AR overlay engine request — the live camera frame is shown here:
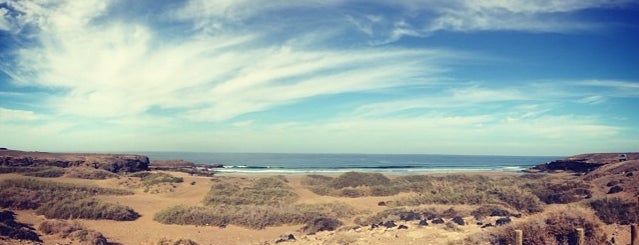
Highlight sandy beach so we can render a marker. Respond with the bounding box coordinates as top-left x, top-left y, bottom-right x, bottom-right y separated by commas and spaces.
2, 162, 637, 245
